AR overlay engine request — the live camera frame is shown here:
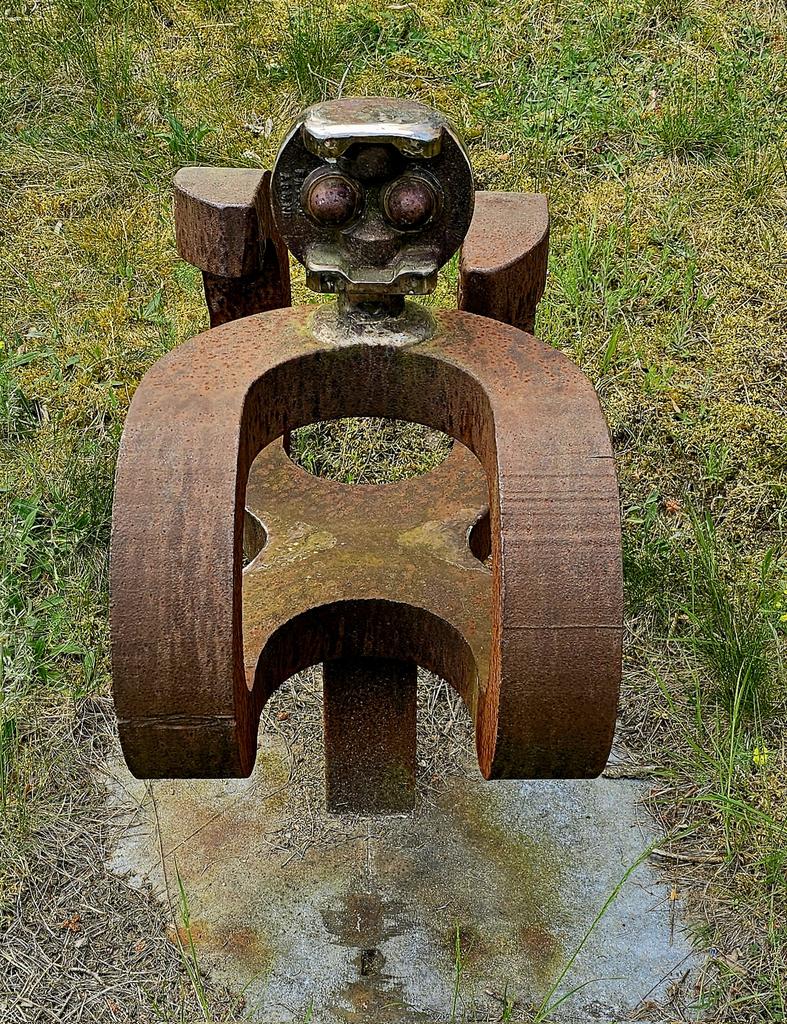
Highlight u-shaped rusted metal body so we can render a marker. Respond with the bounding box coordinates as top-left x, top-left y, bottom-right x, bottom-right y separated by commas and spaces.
111, 131, 623, 813
111, 300, 621, 784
